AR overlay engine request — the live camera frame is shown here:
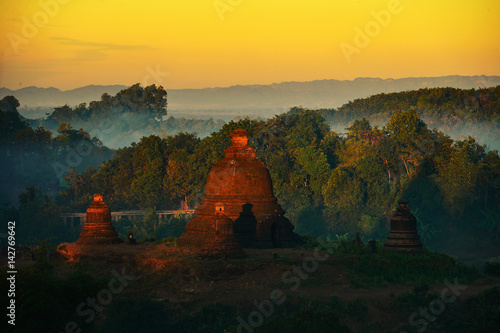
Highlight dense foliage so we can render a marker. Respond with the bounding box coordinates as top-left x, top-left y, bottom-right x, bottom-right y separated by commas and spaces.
0, 96, 113, 206
320, 86, 500, 150
56, 107, 500, 256
38, 83, 224, 148
2, 85, 500, 257
49, 83, 167, 121
112, 210, 189, 243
